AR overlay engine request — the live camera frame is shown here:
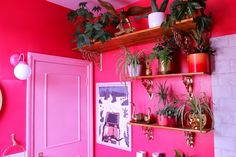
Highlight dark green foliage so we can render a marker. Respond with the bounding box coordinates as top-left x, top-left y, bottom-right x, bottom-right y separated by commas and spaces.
151, 0, 169, 12
149, 36, 179, 69
68, 2, 119, 48
162, 0, 215, 55
175, 150, 186, 157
